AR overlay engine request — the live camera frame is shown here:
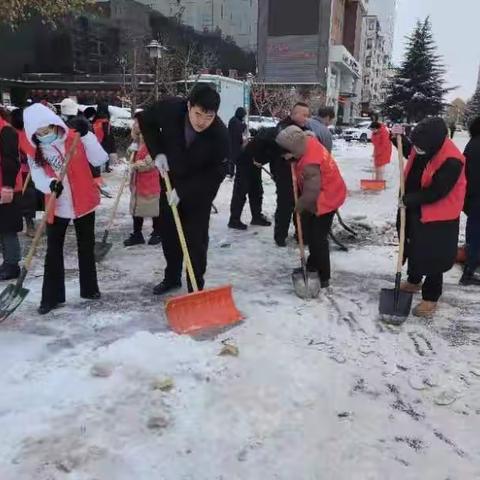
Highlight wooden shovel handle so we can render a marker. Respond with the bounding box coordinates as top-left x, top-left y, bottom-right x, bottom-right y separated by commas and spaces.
290, 164, 307, 267
162, 170, 198, 292
397, 134, 407, 275
22, 172, 31, 195
22, 134, 81, 273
